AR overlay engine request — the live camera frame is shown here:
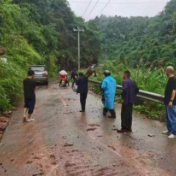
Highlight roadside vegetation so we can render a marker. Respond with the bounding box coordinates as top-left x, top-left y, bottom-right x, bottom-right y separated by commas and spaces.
0, 0, 100, 113
88, 0, 176, 67
87, 0, 176, 121
1, 0, 176, 121
91, 62, 166, 121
